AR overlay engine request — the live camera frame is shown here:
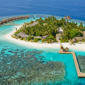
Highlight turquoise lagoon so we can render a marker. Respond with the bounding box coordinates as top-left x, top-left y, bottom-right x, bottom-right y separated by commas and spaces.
0, 14, 85, 85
